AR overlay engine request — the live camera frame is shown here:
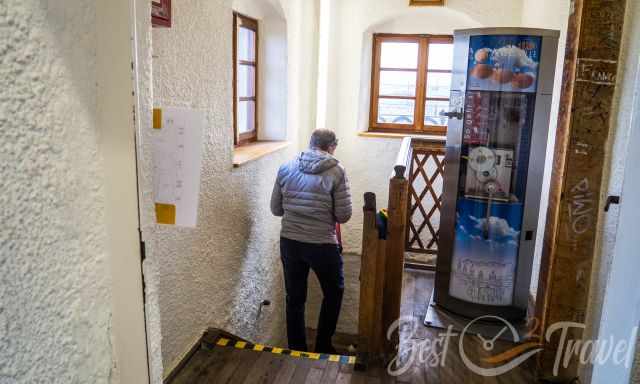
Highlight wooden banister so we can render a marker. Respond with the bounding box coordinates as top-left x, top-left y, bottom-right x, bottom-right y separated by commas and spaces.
382, 168, 410, 354
391, 137, 413, 179
358, 139, 411, 368
357, 193, 385, 367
